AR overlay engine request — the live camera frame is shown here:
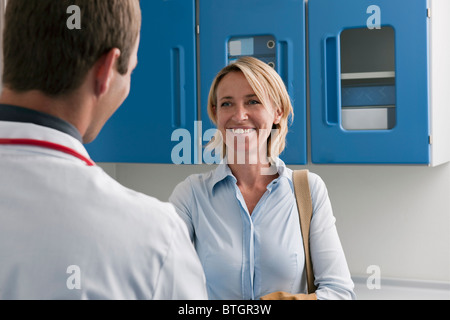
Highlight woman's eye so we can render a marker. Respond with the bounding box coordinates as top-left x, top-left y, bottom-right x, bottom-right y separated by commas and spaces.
221, 101, 232, 107
248, 99, 261, 105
